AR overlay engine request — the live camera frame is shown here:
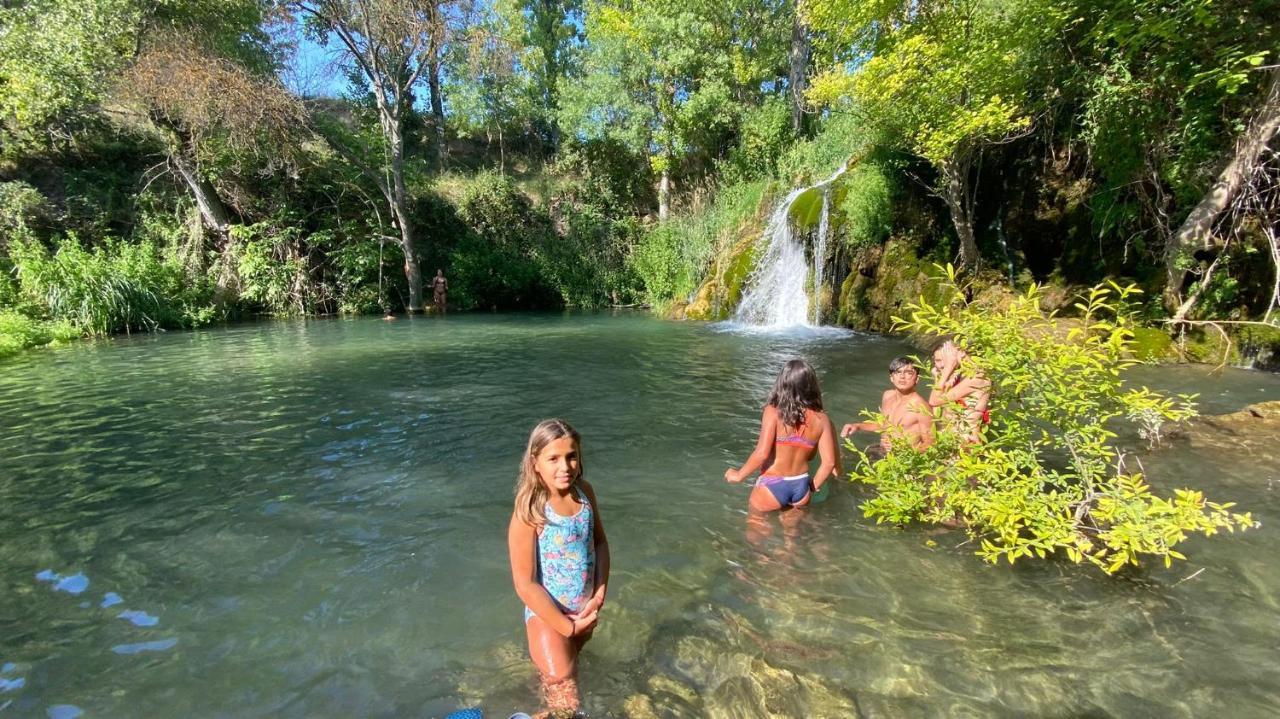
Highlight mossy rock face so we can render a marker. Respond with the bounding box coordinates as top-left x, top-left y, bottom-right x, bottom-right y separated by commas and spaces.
787, 180, 850, 234
722, 242, 757, 313
684, 224, 761, 321
1176, 327, 1241, 366
1238, 324, 1280, 371
788, 185, 824, 229
1131, 327, 1175, 361
683, 278, 720, 321
834, 237, 948, 332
